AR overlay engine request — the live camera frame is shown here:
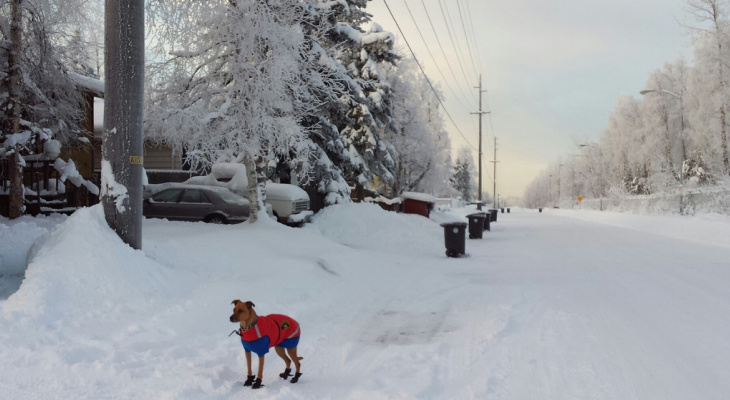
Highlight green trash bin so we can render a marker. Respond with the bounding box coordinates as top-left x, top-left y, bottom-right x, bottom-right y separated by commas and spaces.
440, 222, 467, 258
